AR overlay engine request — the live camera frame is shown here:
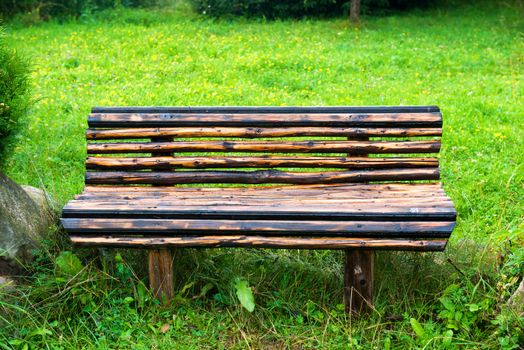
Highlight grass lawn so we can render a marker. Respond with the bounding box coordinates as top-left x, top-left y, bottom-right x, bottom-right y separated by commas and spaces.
1, 1, 523, 348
